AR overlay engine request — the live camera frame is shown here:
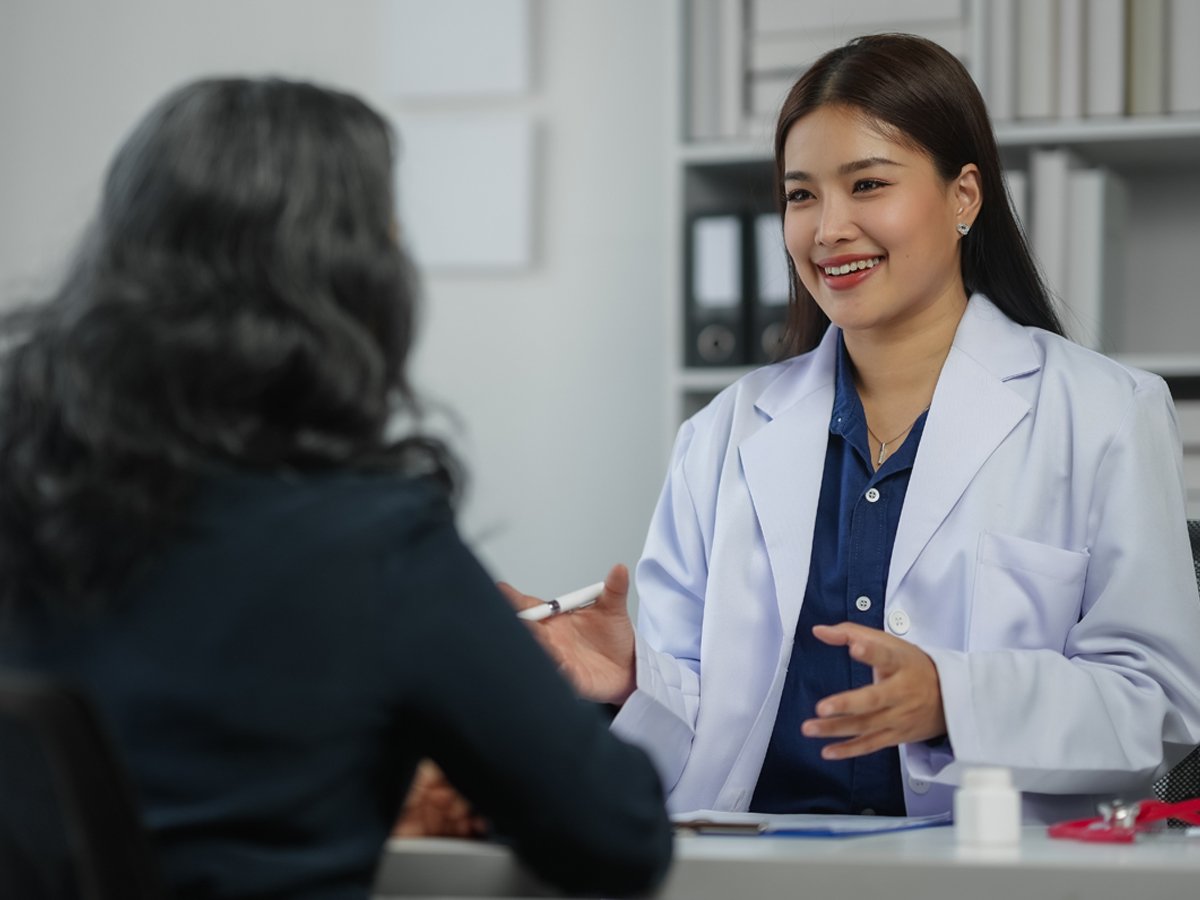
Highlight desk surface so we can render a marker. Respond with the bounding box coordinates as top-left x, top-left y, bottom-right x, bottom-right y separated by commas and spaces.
374, 826, 1200, 899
